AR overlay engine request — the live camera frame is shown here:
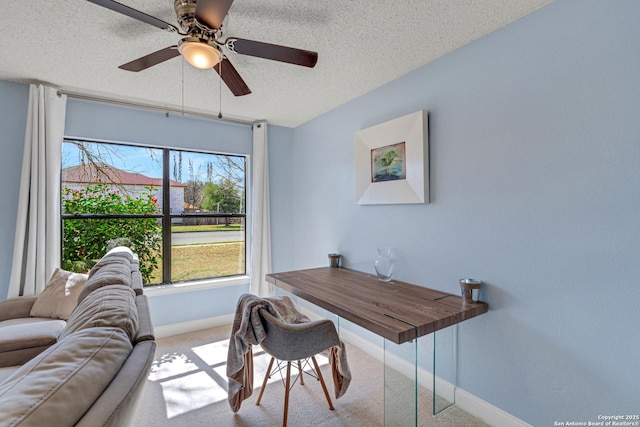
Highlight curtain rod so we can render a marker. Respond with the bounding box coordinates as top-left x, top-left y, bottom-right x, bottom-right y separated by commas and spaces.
57, 89, 256, 126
